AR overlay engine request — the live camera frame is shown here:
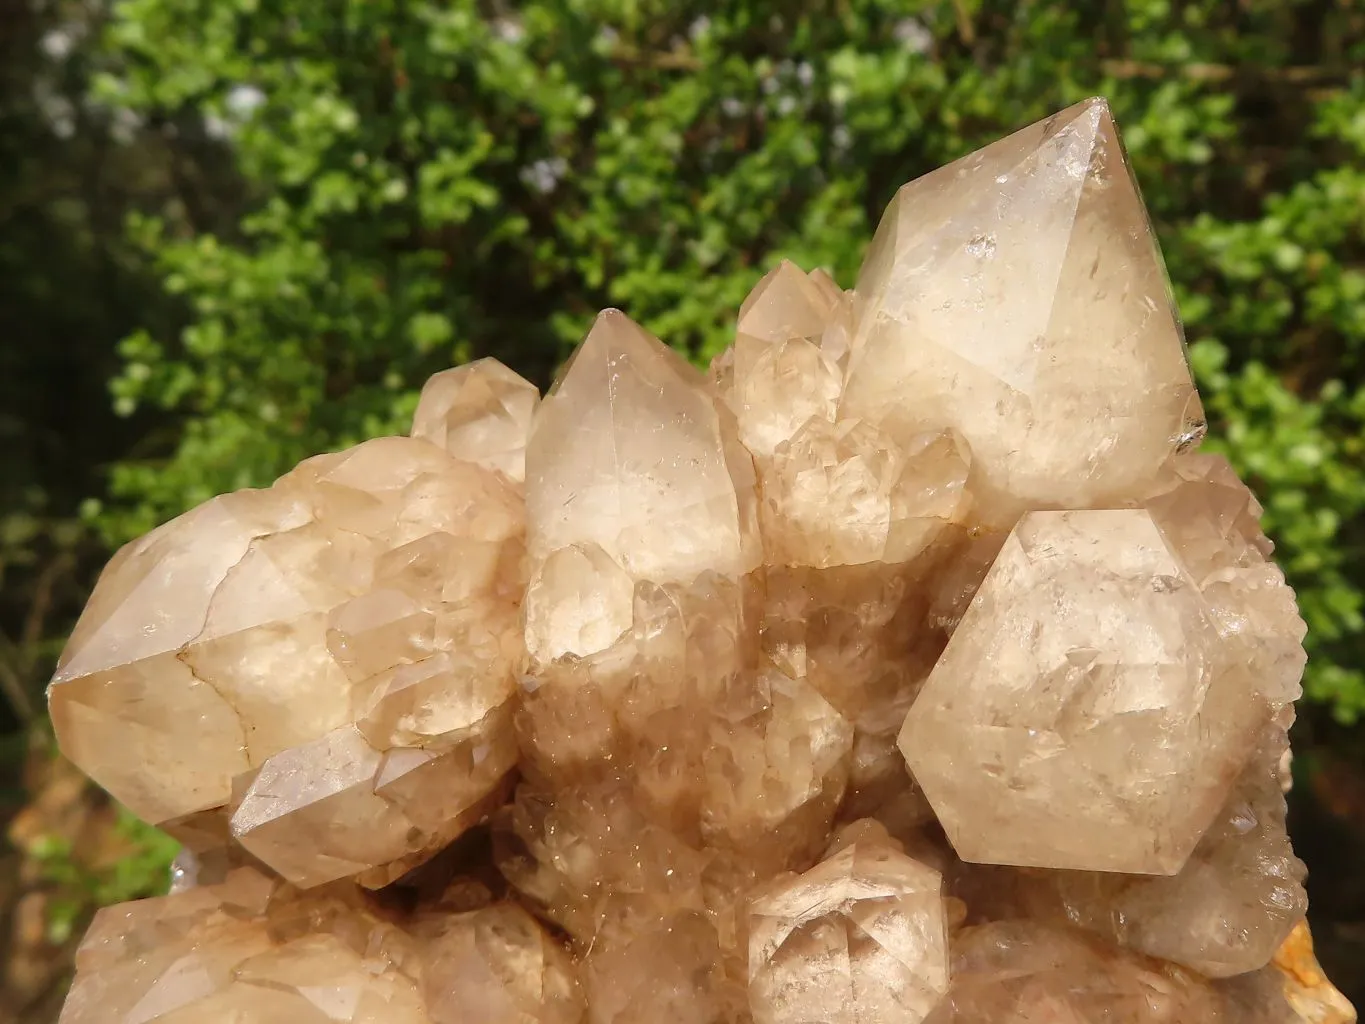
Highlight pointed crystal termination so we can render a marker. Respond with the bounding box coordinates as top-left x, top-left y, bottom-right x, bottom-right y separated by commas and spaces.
411, 357, 541, 482
842, 98, 1204, 517
747, 828, 948, 1024
47, 488, 310, 824
526, 310, 760, 592
720, 261, 844, 459
414, 903, 585, 1024
900, 509, 1276, 874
